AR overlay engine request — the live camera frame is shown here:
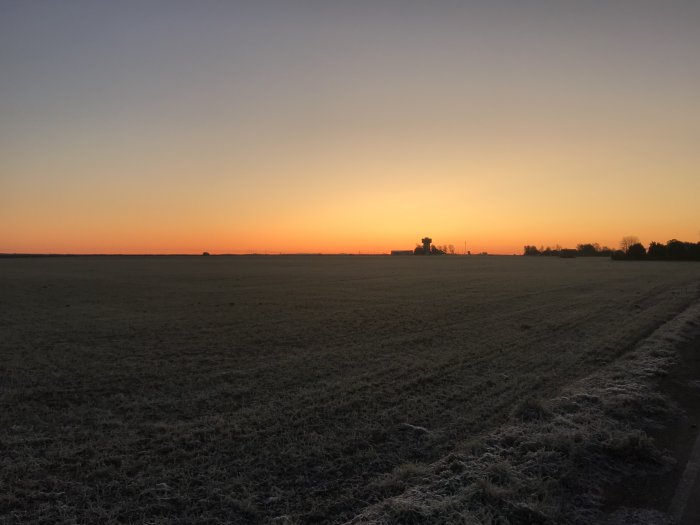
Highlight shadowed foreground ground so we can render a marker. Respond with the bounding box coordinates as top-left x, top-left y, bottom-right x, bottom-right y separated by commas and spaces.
1, 256, 699, 523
